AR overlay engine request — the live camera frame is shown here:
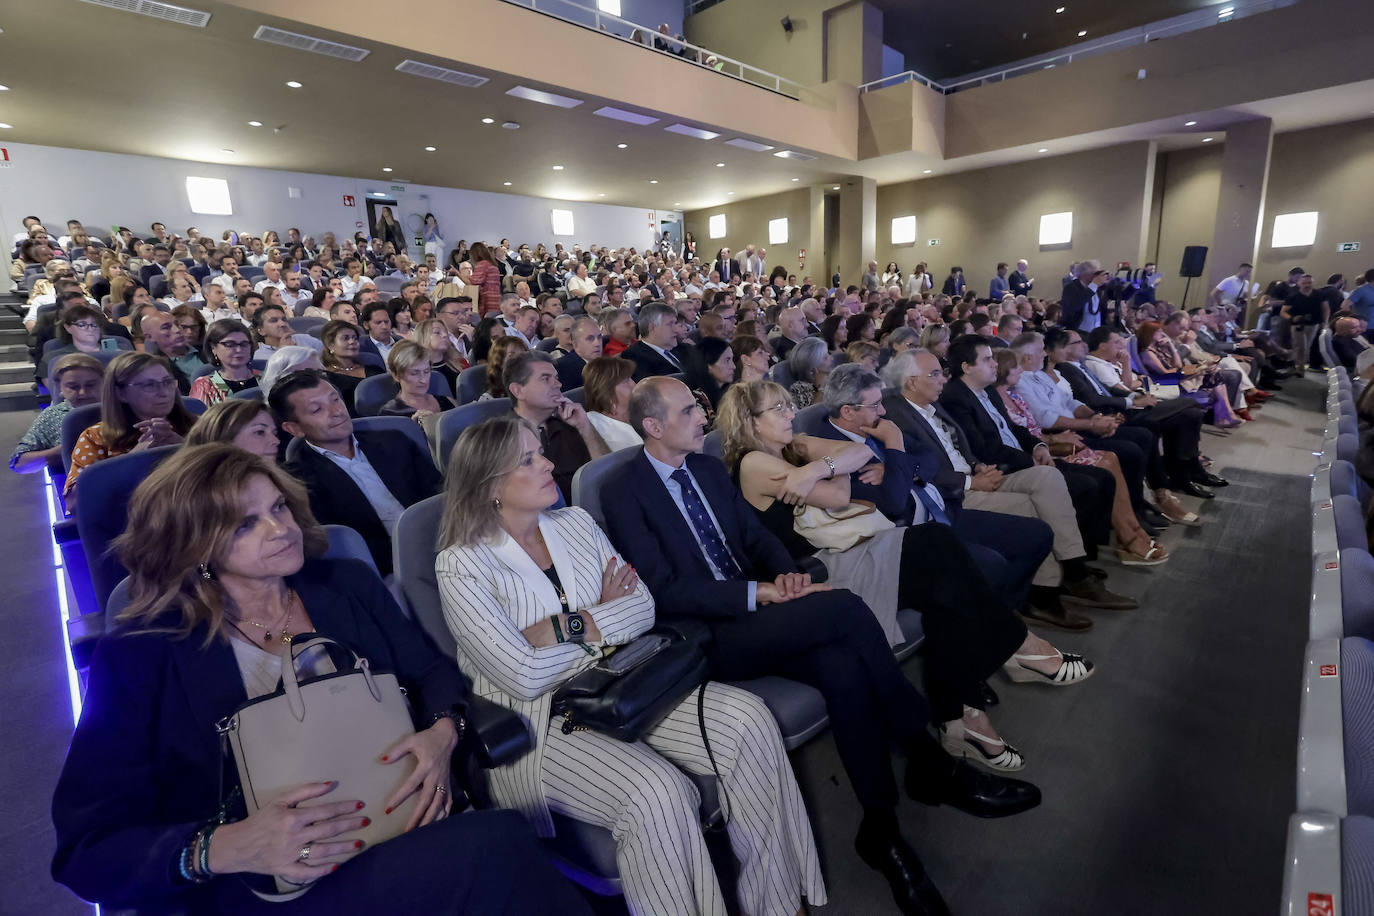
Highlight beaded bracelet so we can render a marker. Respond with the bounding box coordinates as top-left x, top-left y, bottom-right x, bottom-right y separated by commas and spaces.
197, 824, 217, 880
